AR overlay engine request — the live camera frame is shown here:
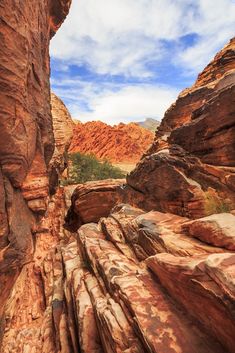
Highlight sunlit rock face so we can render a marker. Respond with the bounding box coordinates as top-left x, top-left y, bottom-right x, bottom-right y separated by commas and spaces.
5, 196, 233, 353
127, 38, 235, 218
69, 120, 154, 163
0, 0, 71, 340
